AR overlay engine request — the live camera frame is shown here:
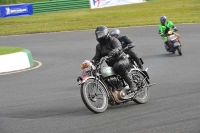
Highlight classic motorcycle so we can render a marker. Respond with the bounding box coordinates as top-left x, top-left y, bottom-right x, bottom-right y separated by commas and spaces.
77, 56, 155, 113
164, 30, 182, 56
